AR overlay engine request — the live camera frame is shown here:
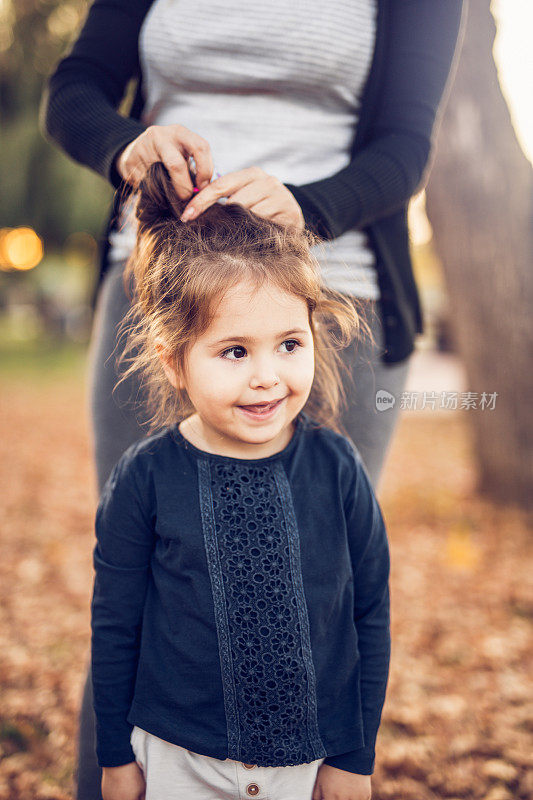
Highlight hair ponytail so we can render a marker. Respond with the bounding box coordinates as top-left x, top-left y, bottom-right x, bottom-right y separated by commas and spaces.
135, 162, 189, 238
